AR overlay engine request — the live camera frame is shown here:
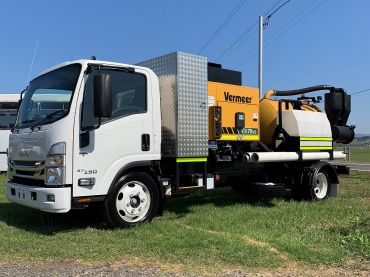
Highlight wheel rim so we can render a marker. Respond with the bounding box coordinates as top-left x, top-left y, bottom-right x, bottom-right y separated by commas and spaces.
115, 181, 151, 223
313, 172, 328, 199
